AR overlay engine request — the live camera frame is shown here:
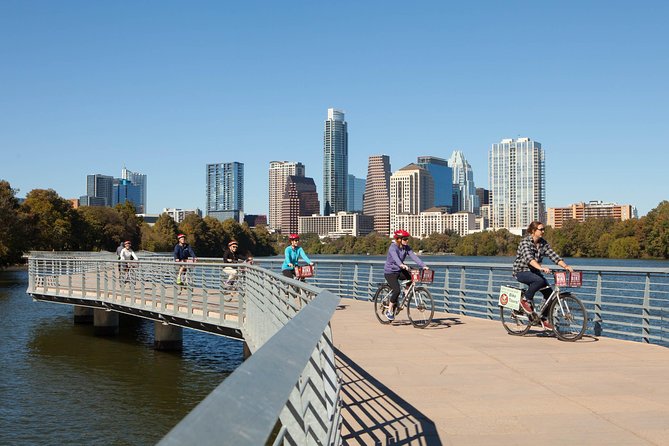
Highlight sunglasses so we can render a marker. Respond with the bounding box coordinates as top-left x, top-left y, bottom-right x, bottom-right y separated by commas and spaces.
401, 237, 409, 241
537, 227, 545, 231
